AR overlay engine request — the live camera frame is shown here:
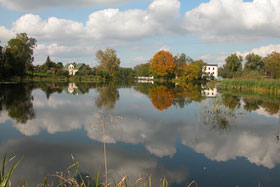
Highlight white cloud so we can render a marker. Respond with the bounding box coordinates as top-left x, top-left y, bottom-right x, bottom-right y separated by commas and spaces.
0, 26, 14, 43
0, 0, 181, 44
0, 0, 132, 11
199, 53, 227, 66
183, 0, 280, 42
12, 14, 85, 43
237, 44, 280, 57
